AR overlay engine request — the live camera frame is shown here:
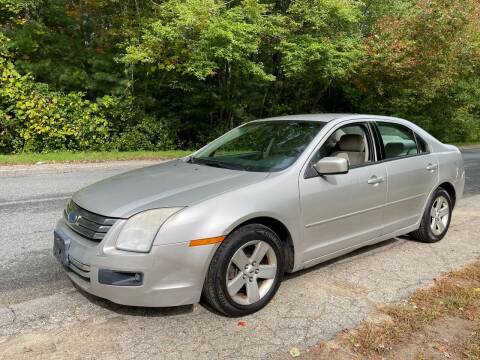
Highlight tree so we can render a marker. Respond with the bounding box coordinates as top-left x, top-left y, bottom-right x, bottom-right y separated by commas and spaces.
348, 0, 480, 142
1, 0, 479, 153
